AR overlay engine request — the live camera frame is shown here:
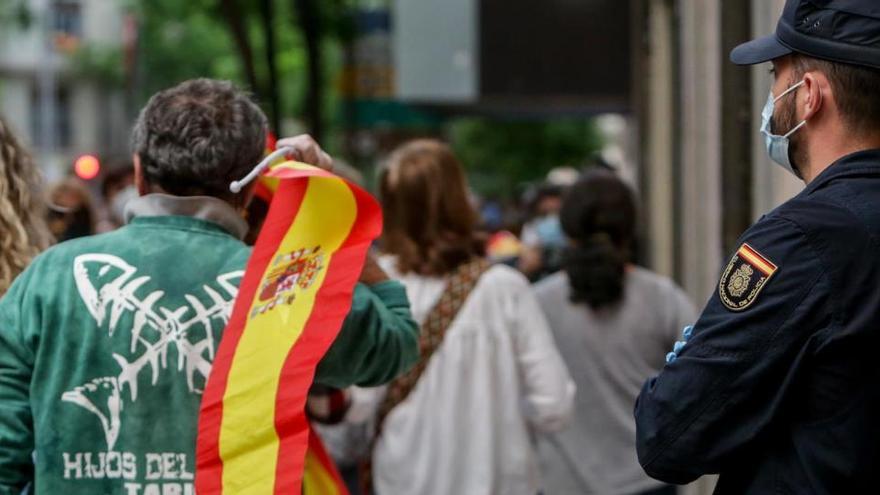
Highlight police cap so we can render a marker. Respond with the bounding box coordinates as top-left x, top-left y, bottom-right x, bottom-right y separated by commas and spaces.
731, 0, 880, 69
